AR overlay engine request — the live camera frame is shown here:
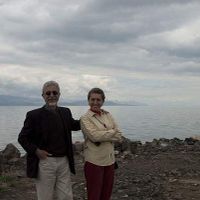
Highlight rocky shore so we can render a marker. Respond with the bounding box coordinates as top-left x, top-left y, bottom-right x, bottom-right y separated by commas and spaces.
1, 137, 200, 200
